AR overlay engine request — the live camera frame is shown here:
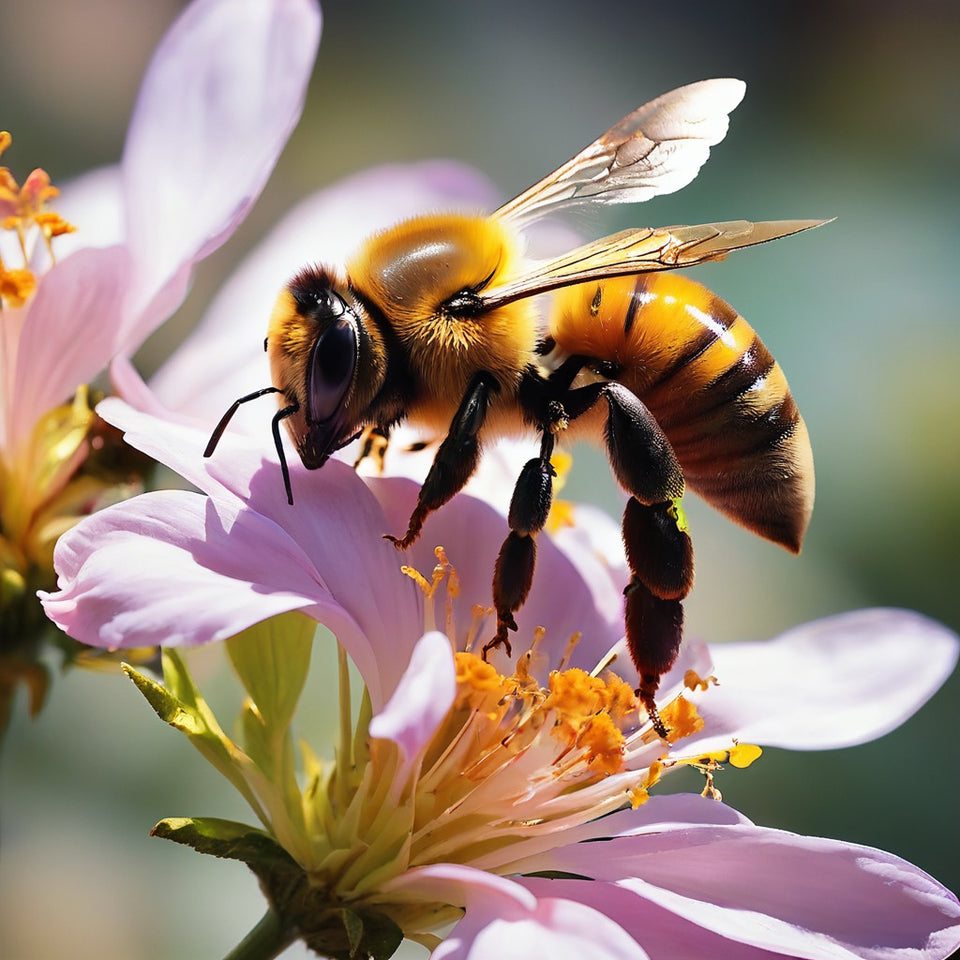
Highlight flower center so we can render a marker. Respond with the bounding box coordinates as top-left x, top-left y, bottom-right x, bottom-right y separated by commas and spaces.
301, 549, 754, 942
